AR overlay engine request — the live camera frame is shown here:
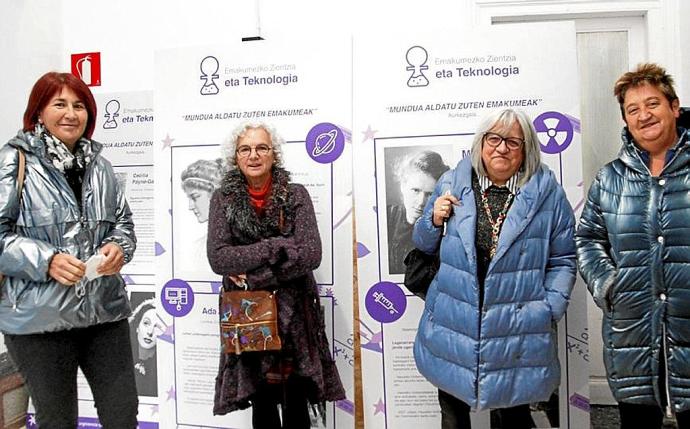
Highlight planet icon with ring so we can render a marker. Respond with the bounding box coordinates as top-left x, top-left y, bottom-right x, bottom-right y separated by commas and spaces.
306, 122, 345, 164
312, 129, 338, 157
